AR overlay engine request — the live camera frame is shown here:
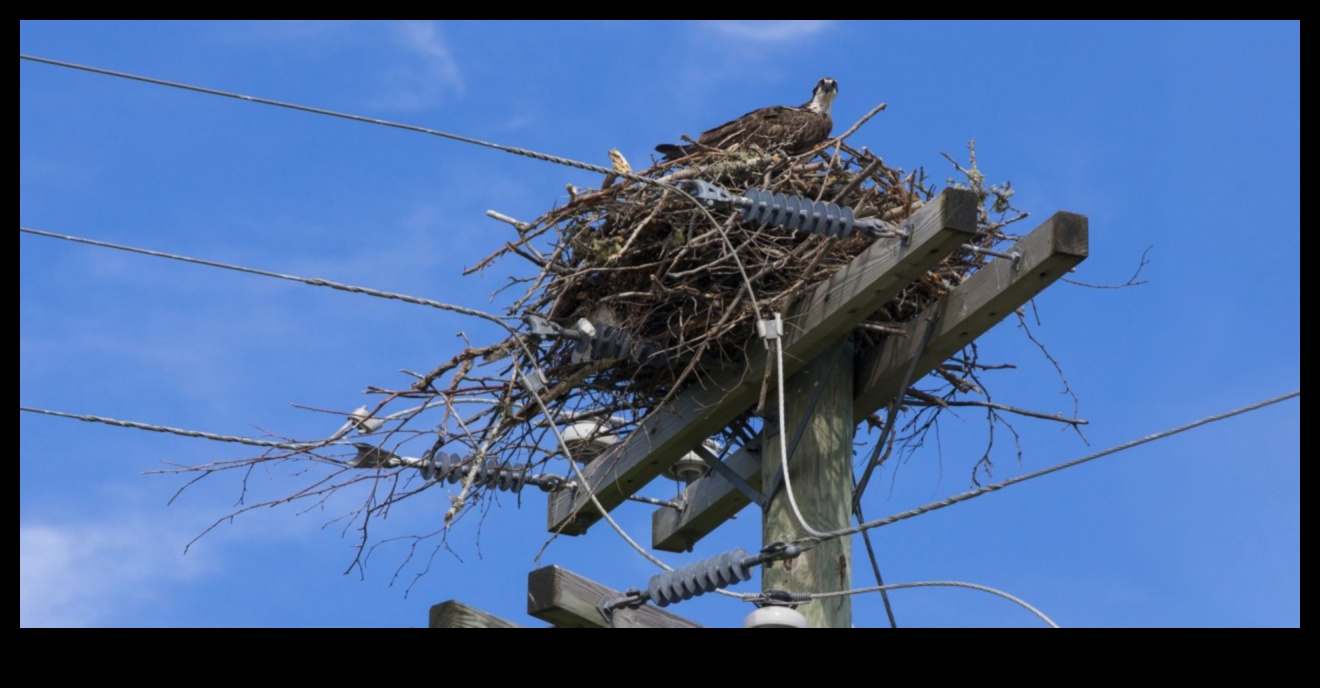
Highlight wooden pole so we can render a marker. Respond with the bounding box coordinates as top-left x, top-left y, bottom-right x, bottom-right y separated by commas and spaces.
761, 339, 853, 628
